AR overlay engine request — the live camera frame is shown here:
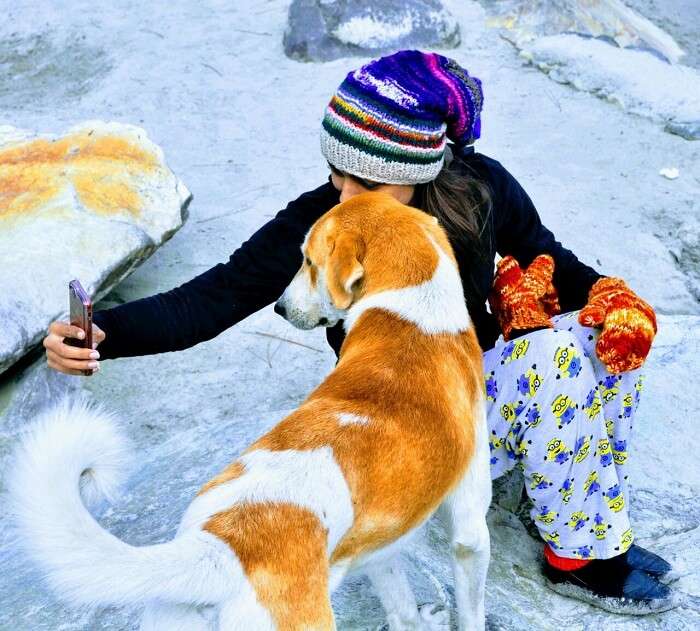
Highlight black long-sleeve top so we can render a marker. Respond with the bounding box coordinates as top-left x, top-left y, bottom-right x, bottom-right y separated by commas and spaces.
93, 146, 602, 359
